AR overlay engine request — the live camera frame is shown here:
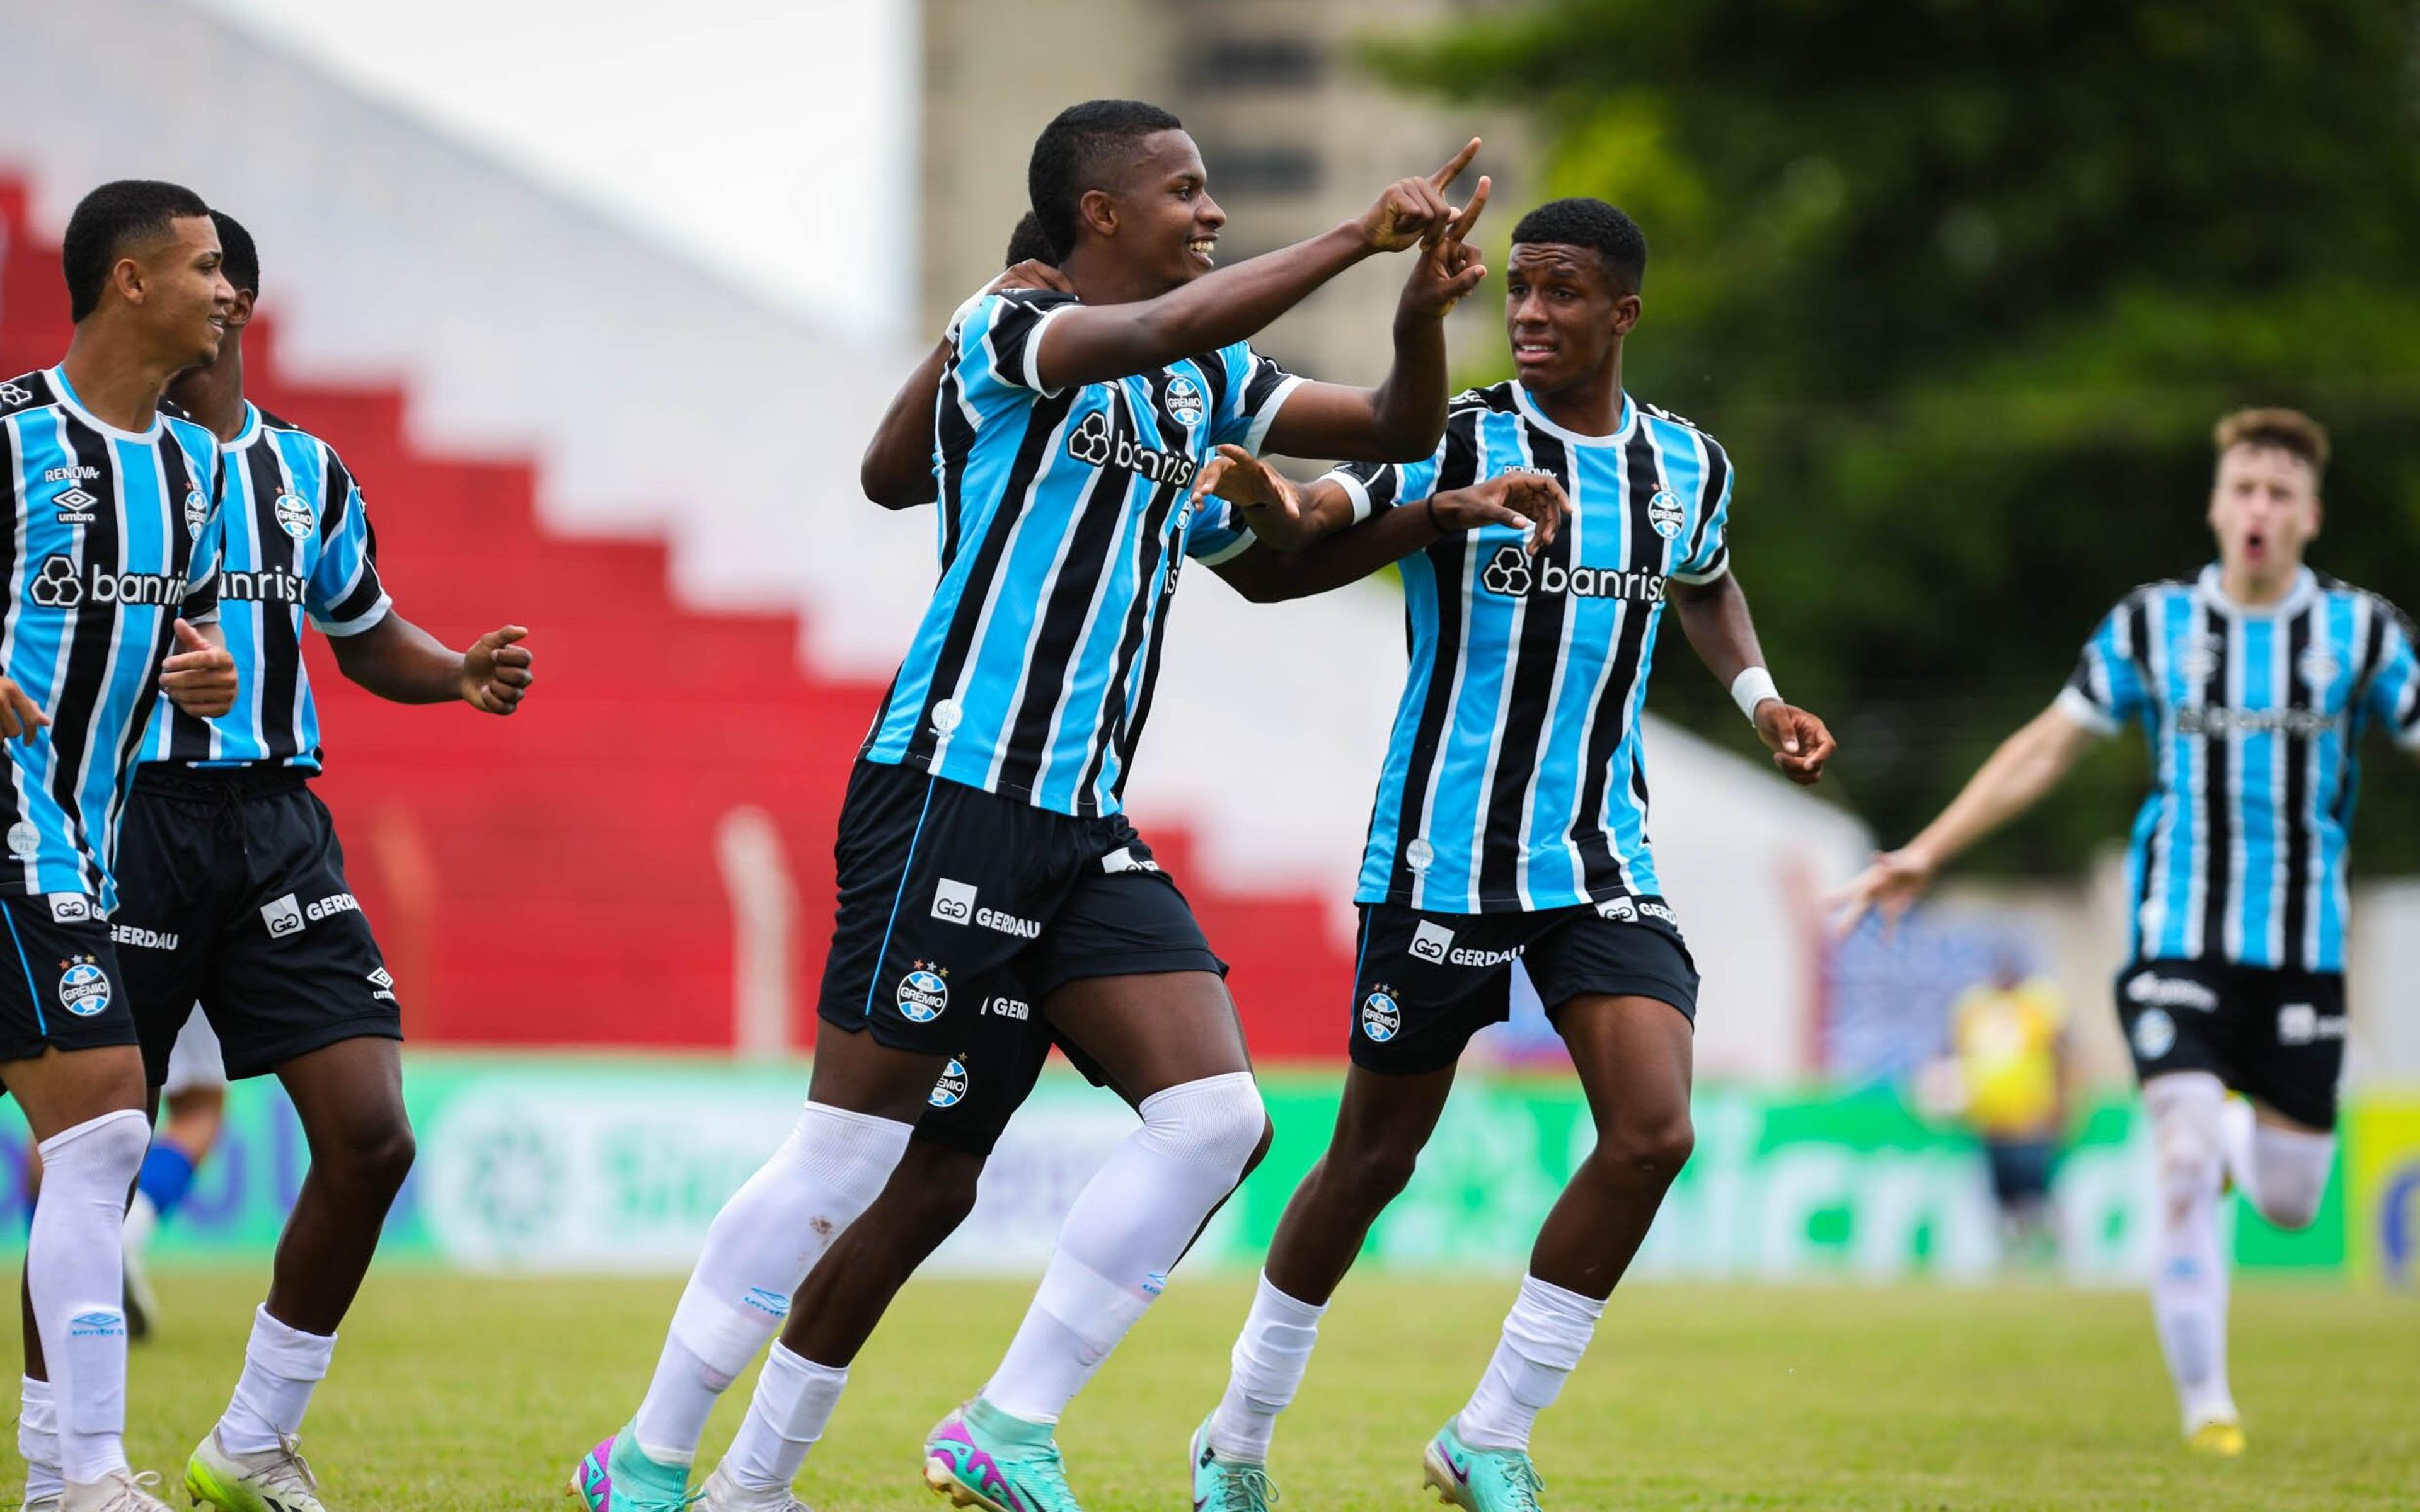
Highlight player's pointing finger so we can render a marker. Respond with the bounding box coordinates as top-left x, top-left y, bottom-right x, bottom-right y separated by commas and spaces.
1427, 137, 1481, 192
